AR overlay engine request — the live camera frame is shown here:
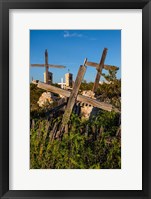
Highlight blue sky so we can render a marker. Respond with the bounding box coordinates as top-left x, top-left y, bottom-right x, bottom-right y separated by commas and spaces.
30, 30, 121, 83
